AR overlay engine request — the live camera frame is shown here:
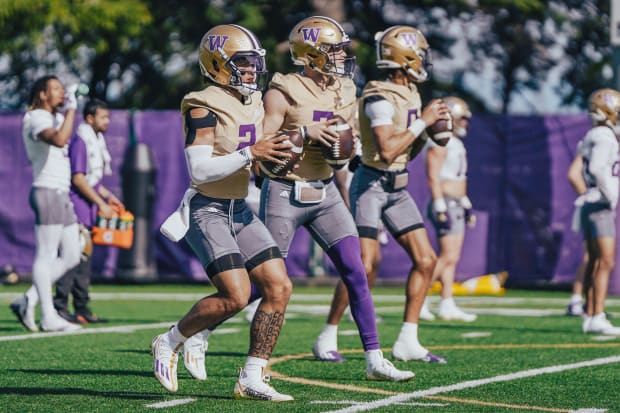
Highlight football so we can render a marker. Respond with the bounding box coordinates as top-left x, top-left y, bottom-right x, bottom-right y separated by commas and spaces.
426, 114, 454, 146
321, 114, 355, 166
258, 129, 304, 178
